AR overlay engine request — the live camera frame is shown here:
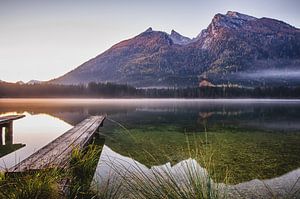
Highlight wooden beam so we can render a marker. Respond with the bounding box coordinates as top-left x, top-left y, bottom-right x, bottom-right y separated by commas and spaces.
0, 115, 25, 125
